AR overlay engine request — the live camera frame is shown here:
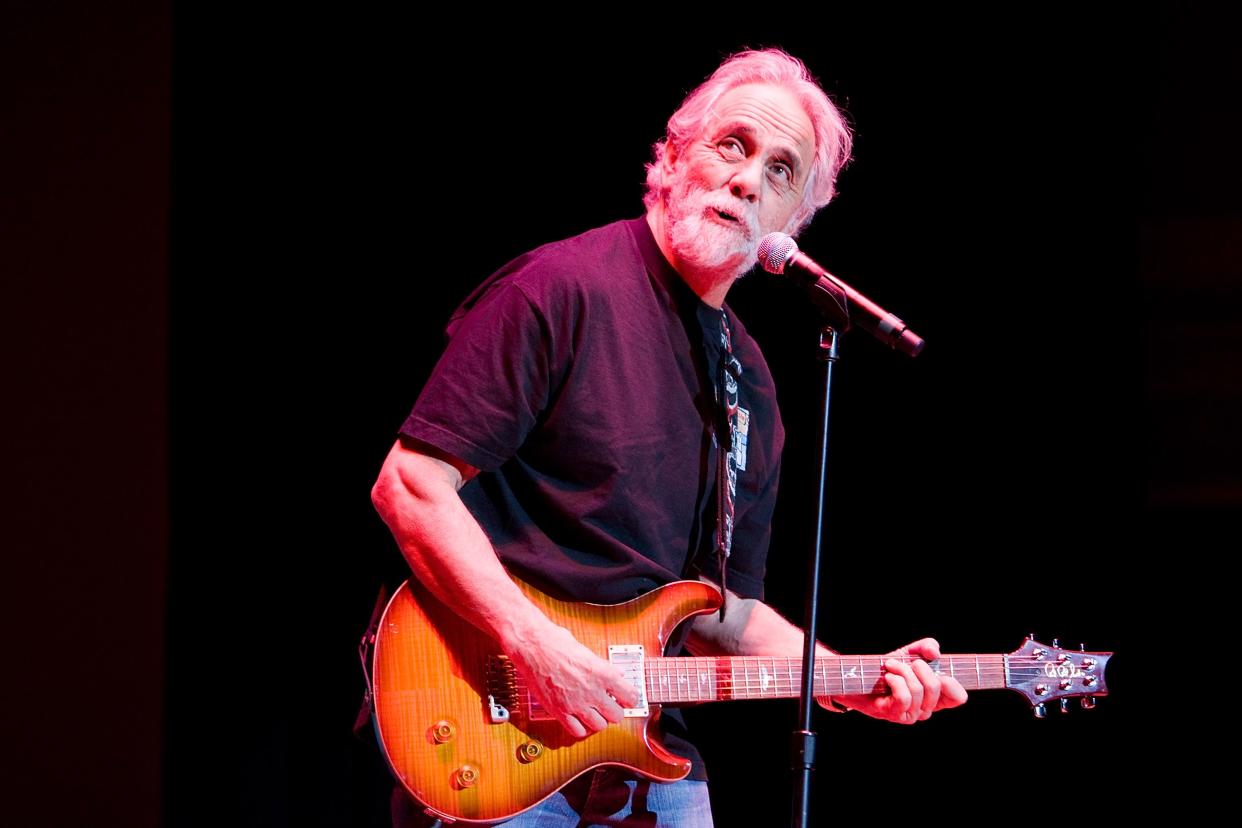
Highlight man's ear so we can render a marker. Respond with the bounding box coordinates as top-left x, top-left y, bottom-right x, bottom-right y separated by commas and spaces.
661, 141, 679, 178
